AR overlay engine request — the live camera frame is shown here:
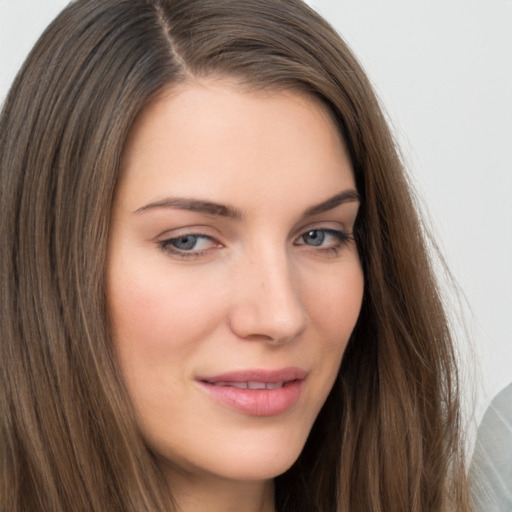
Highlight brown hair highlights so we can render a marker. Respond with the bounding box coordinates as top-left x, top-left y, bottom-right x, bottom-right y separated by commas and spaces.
0, 1, 470, 511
